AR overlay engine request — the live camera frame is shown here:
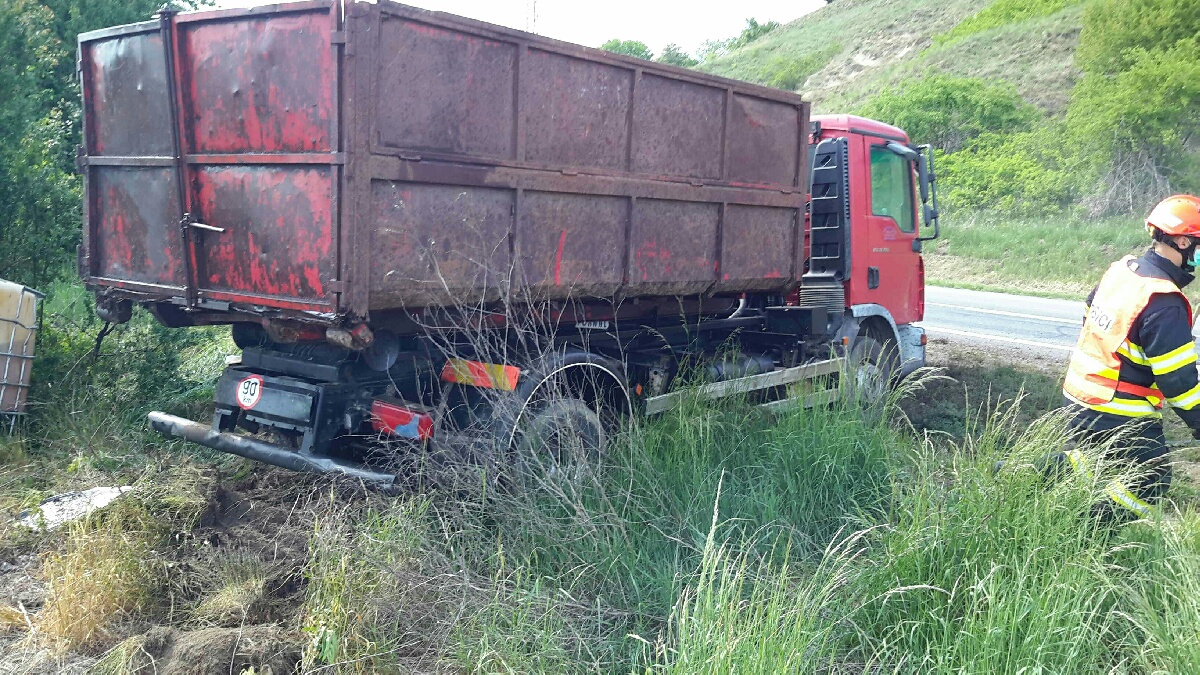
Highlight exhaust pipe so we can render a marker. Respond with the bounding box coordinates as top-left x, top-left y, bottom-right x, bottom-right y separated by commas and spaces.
148, 411, 397, 487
